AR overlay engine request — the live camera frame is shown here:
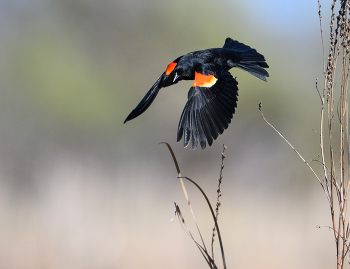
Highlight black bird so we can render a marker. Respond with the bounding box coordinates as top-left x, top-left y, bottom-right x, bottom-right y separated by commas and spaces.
124, 38, 269, 149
